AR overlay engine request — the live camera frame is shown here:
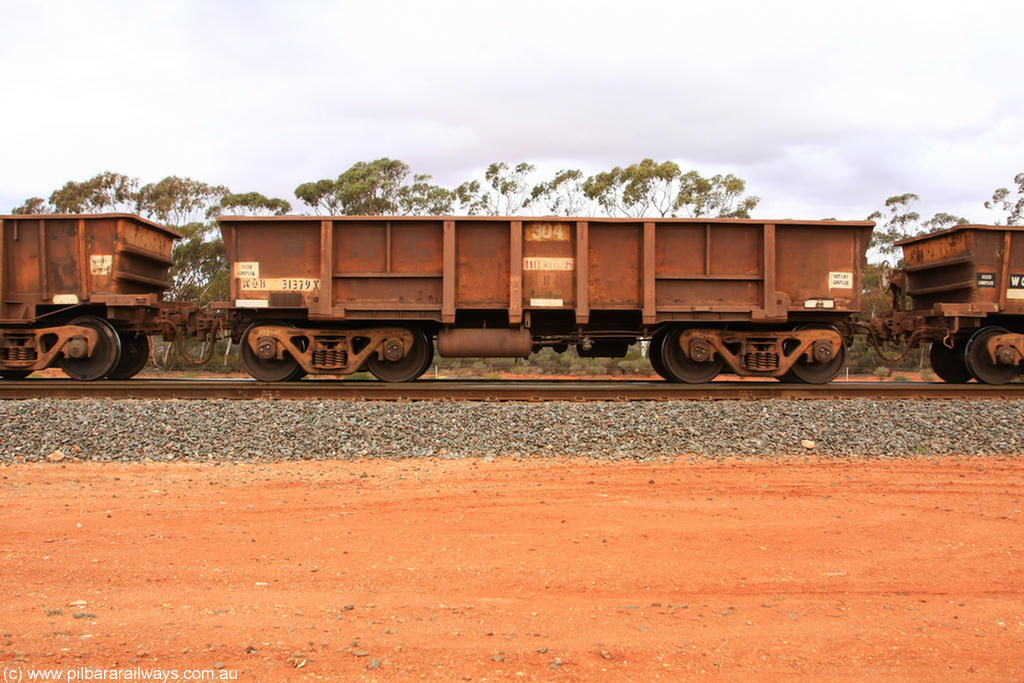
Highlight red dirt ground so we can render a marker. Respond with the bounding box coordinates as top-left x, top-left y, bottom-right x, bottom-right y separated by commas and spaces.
2, 457, 1022, 682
